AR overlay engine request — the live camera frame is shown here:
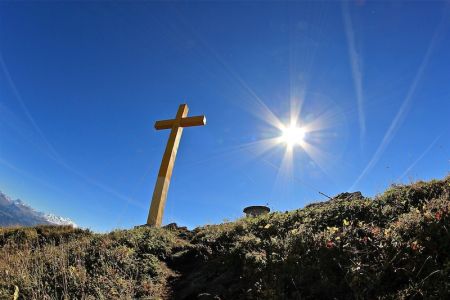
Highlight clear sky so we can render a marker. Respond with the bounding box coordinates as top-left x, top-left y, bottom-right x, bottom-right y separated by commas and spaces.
0, 1, 449, 231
